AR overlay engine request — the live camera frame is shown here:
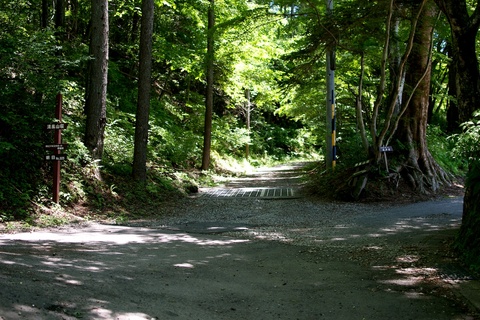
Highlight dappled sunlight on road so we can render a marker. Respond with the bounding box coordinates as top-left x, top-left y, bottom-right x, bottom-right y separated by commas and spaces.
0, 224, 250, 246
240, 210, 462, 247
0, 225, 251, 319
